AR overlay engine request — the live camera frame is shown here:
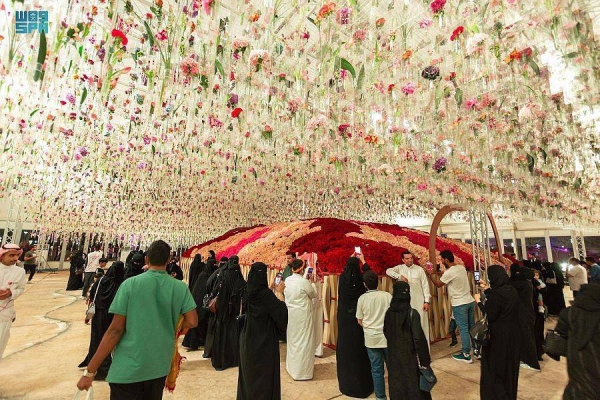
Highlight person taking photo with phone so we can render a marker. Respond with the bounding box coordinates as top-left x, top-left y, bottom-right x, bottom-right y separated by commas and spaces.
428, 250, 476, 363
